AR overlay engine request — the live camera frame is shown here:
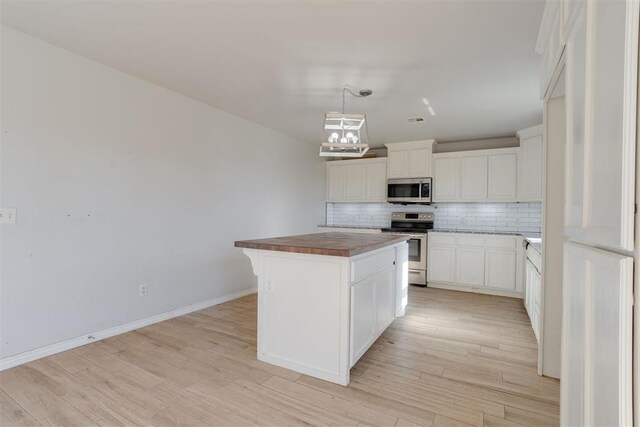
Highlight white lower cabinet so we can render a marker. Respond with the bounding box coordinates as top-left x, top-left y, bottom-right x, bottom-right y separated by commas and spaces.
428, 232, 522, 297
485, 249, 517, 290
349, 265, 395, 367
455, 248, 485, 286
524, 257, 541, 342
427, 246, 456, 283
